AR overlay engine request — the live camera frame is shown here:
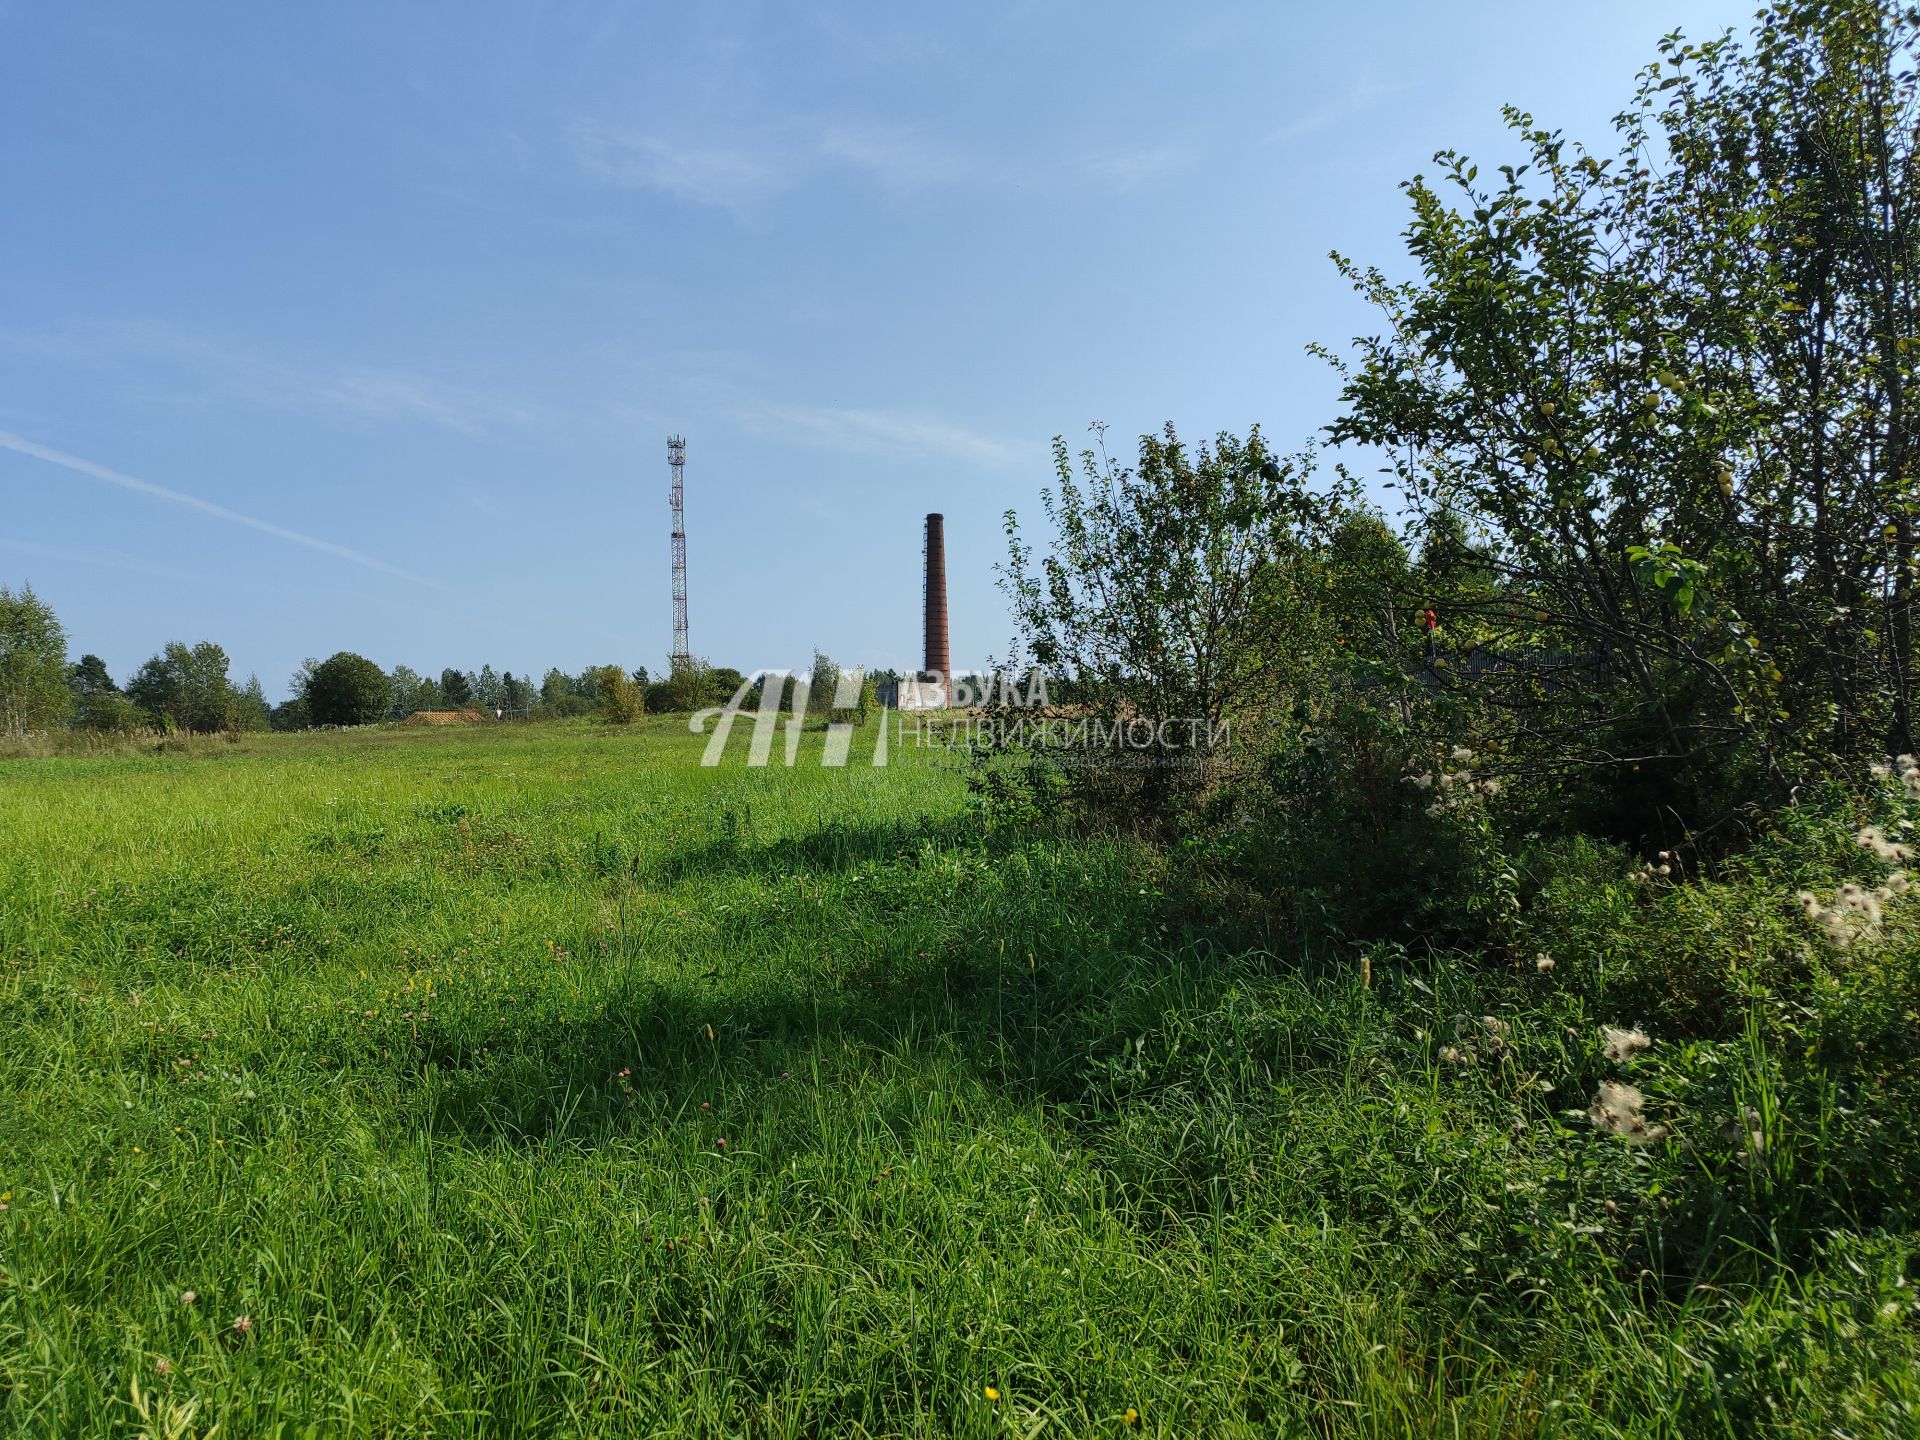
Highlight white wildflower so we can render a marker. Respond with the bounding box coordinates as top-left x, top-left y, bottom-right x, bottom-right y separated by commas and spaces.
1602, 1024, 1651, 1062
1855, 825, 1913, 863
1589, 1080, 1668, 1142
1837, 882, 1883, 925
1820, 908, 1855, 948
